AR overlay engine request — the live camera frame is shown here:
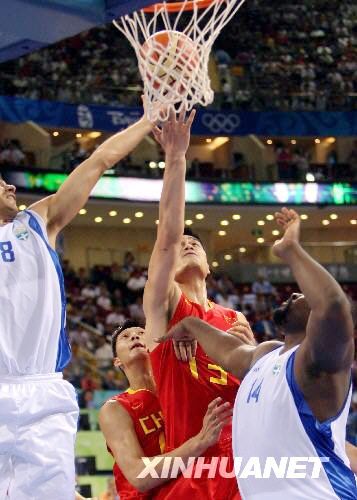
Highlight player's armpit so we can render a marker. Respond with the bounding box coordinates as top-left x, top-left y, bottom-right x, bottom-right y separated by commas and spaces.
143, 274, 181, 351
300, 302, 354, 374
294, 337, 353, 422
144, 248, 181, 312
